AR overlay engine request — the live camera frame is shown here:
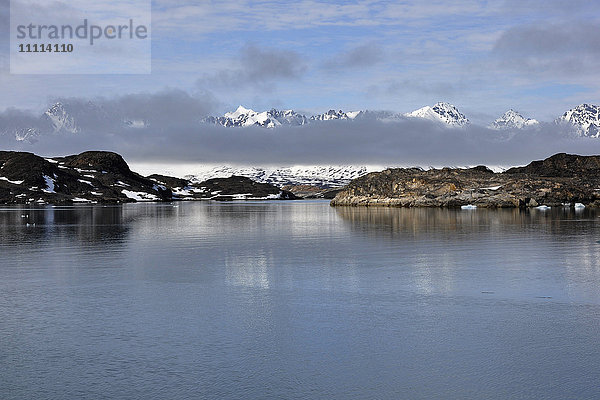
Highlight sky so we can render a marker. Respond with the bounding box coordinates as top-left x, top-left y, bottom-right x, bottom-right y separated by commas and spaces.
0, 0, 600, 167
0, 0, 599, 121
